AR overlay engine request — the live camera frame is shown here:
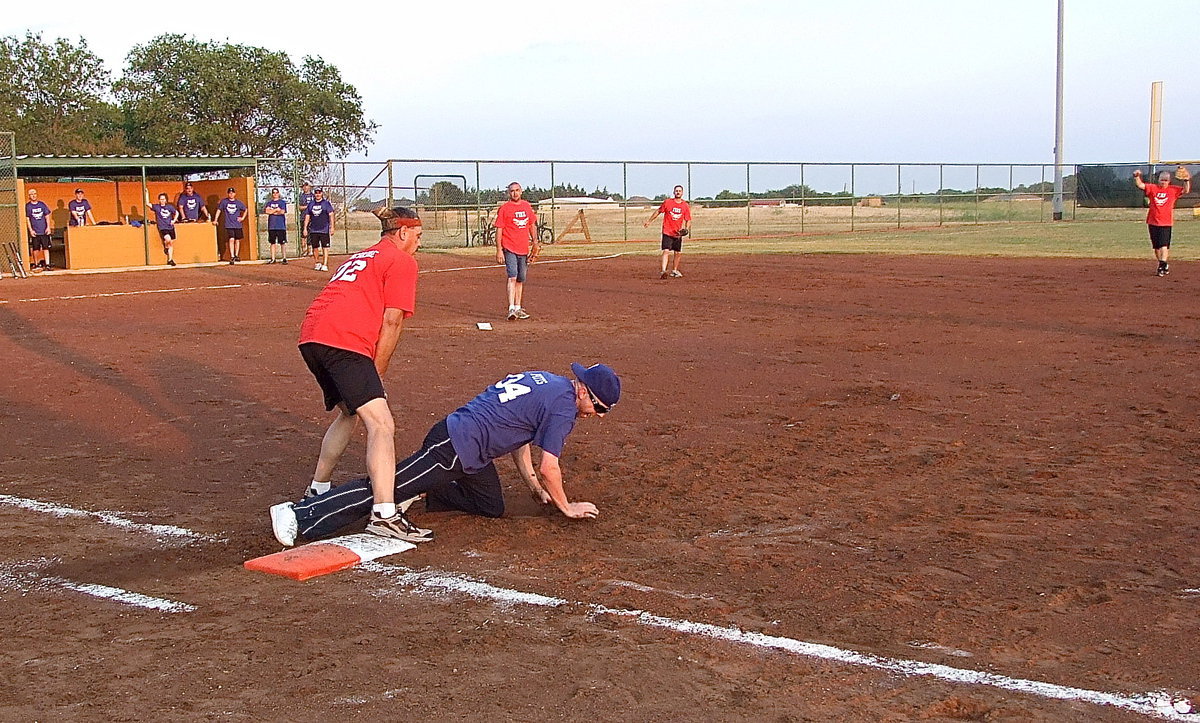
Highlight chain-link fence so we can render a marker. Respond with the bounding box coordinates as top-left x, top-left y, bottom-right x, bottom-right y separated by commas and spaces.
0, 132, 20, 276
249, 159, 1194, 257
